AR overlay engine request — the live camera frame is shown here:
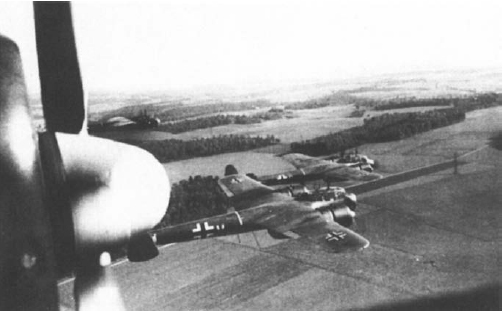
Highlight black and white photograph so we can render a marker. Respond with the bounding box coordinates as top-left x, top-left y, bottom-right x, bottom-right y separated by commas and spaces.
0, 1, 501, 310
